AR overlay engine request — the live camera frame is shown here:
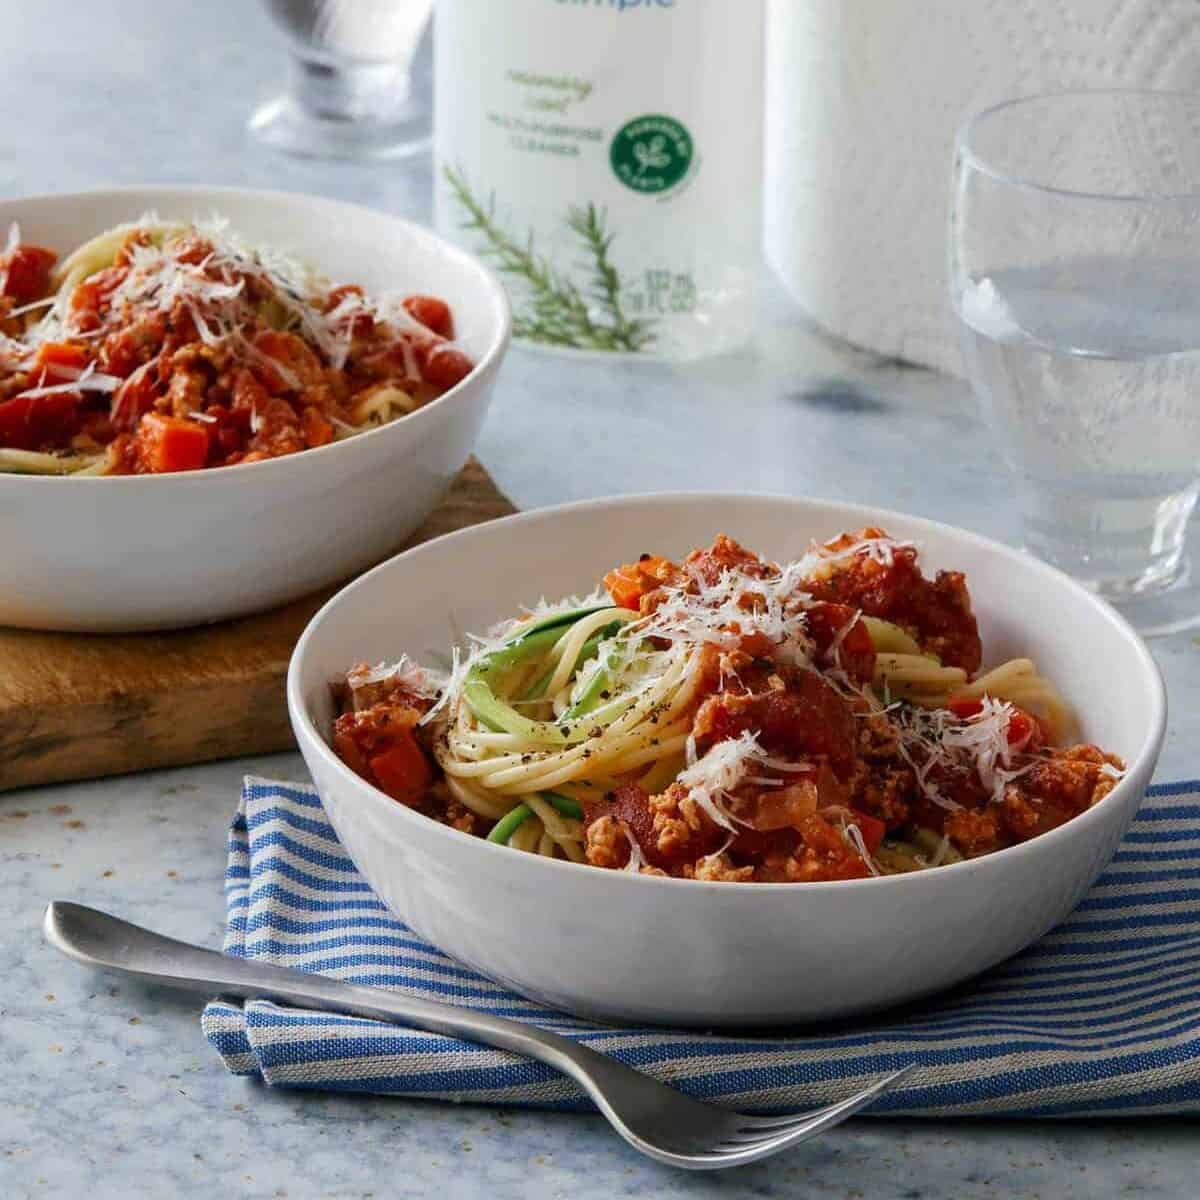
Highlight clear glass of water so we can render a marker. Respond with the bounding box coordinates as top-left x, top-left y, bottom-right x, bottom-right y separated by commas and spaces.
950, 90, 1200, 635
250, 0, 434, 160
